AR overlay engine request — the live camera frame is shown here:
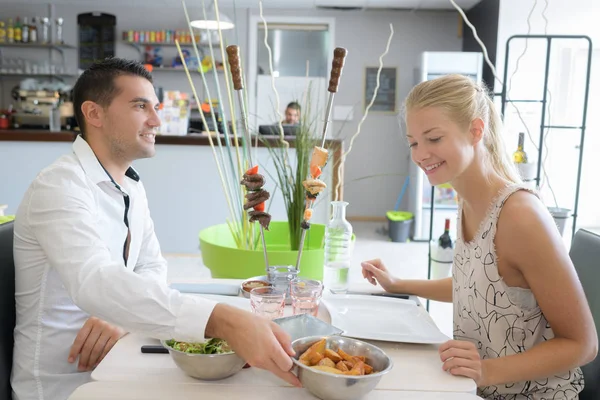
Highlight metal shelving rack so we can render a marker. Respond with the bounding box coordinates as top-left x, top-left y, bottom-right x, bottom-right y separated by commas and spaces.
123, 41, 208, 57
500, 34, 593, 239
0, 42, 78, 109
0, 42, 76, 74
0, 42, 75, 50
424, 35, 593, 311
